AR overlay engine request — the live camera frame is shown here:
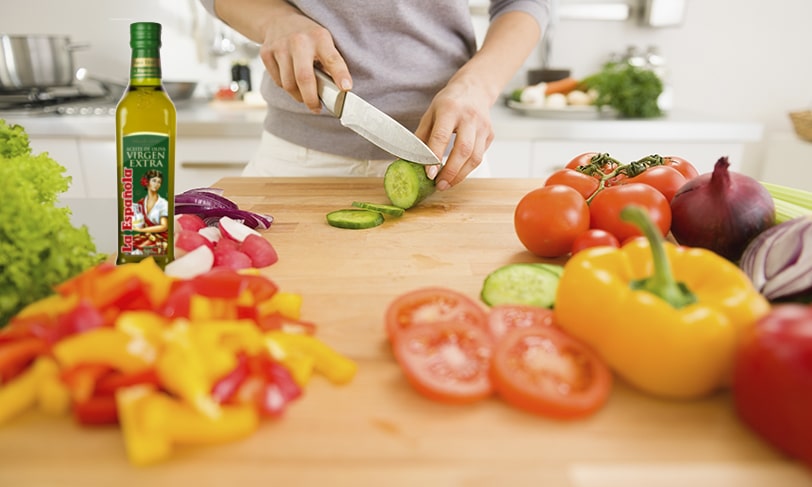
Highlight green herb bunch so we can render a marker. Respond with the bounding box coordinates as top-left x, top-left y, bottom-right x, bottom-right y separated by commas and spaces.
581, 61, 664, 118
0, 119, 105, 327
